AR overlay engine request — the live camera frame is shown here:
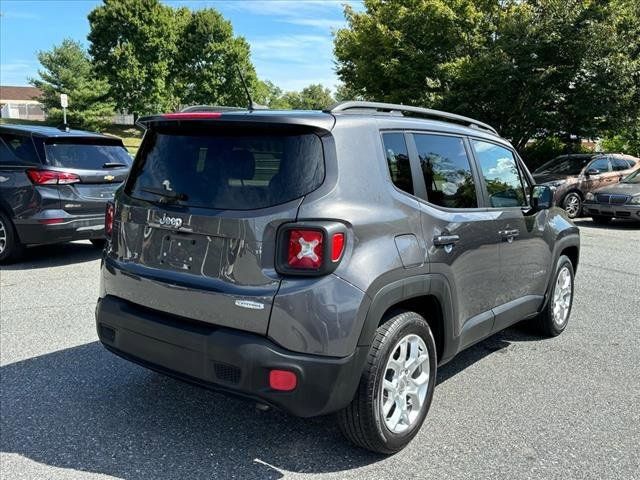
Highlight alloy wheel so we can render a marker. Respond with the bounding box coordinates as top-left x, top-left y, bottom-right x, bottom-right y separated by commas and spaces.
0, 218, 7, 255
380, 334, 430, 434
552, 266, 573, 327
564, 194, 581, 218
